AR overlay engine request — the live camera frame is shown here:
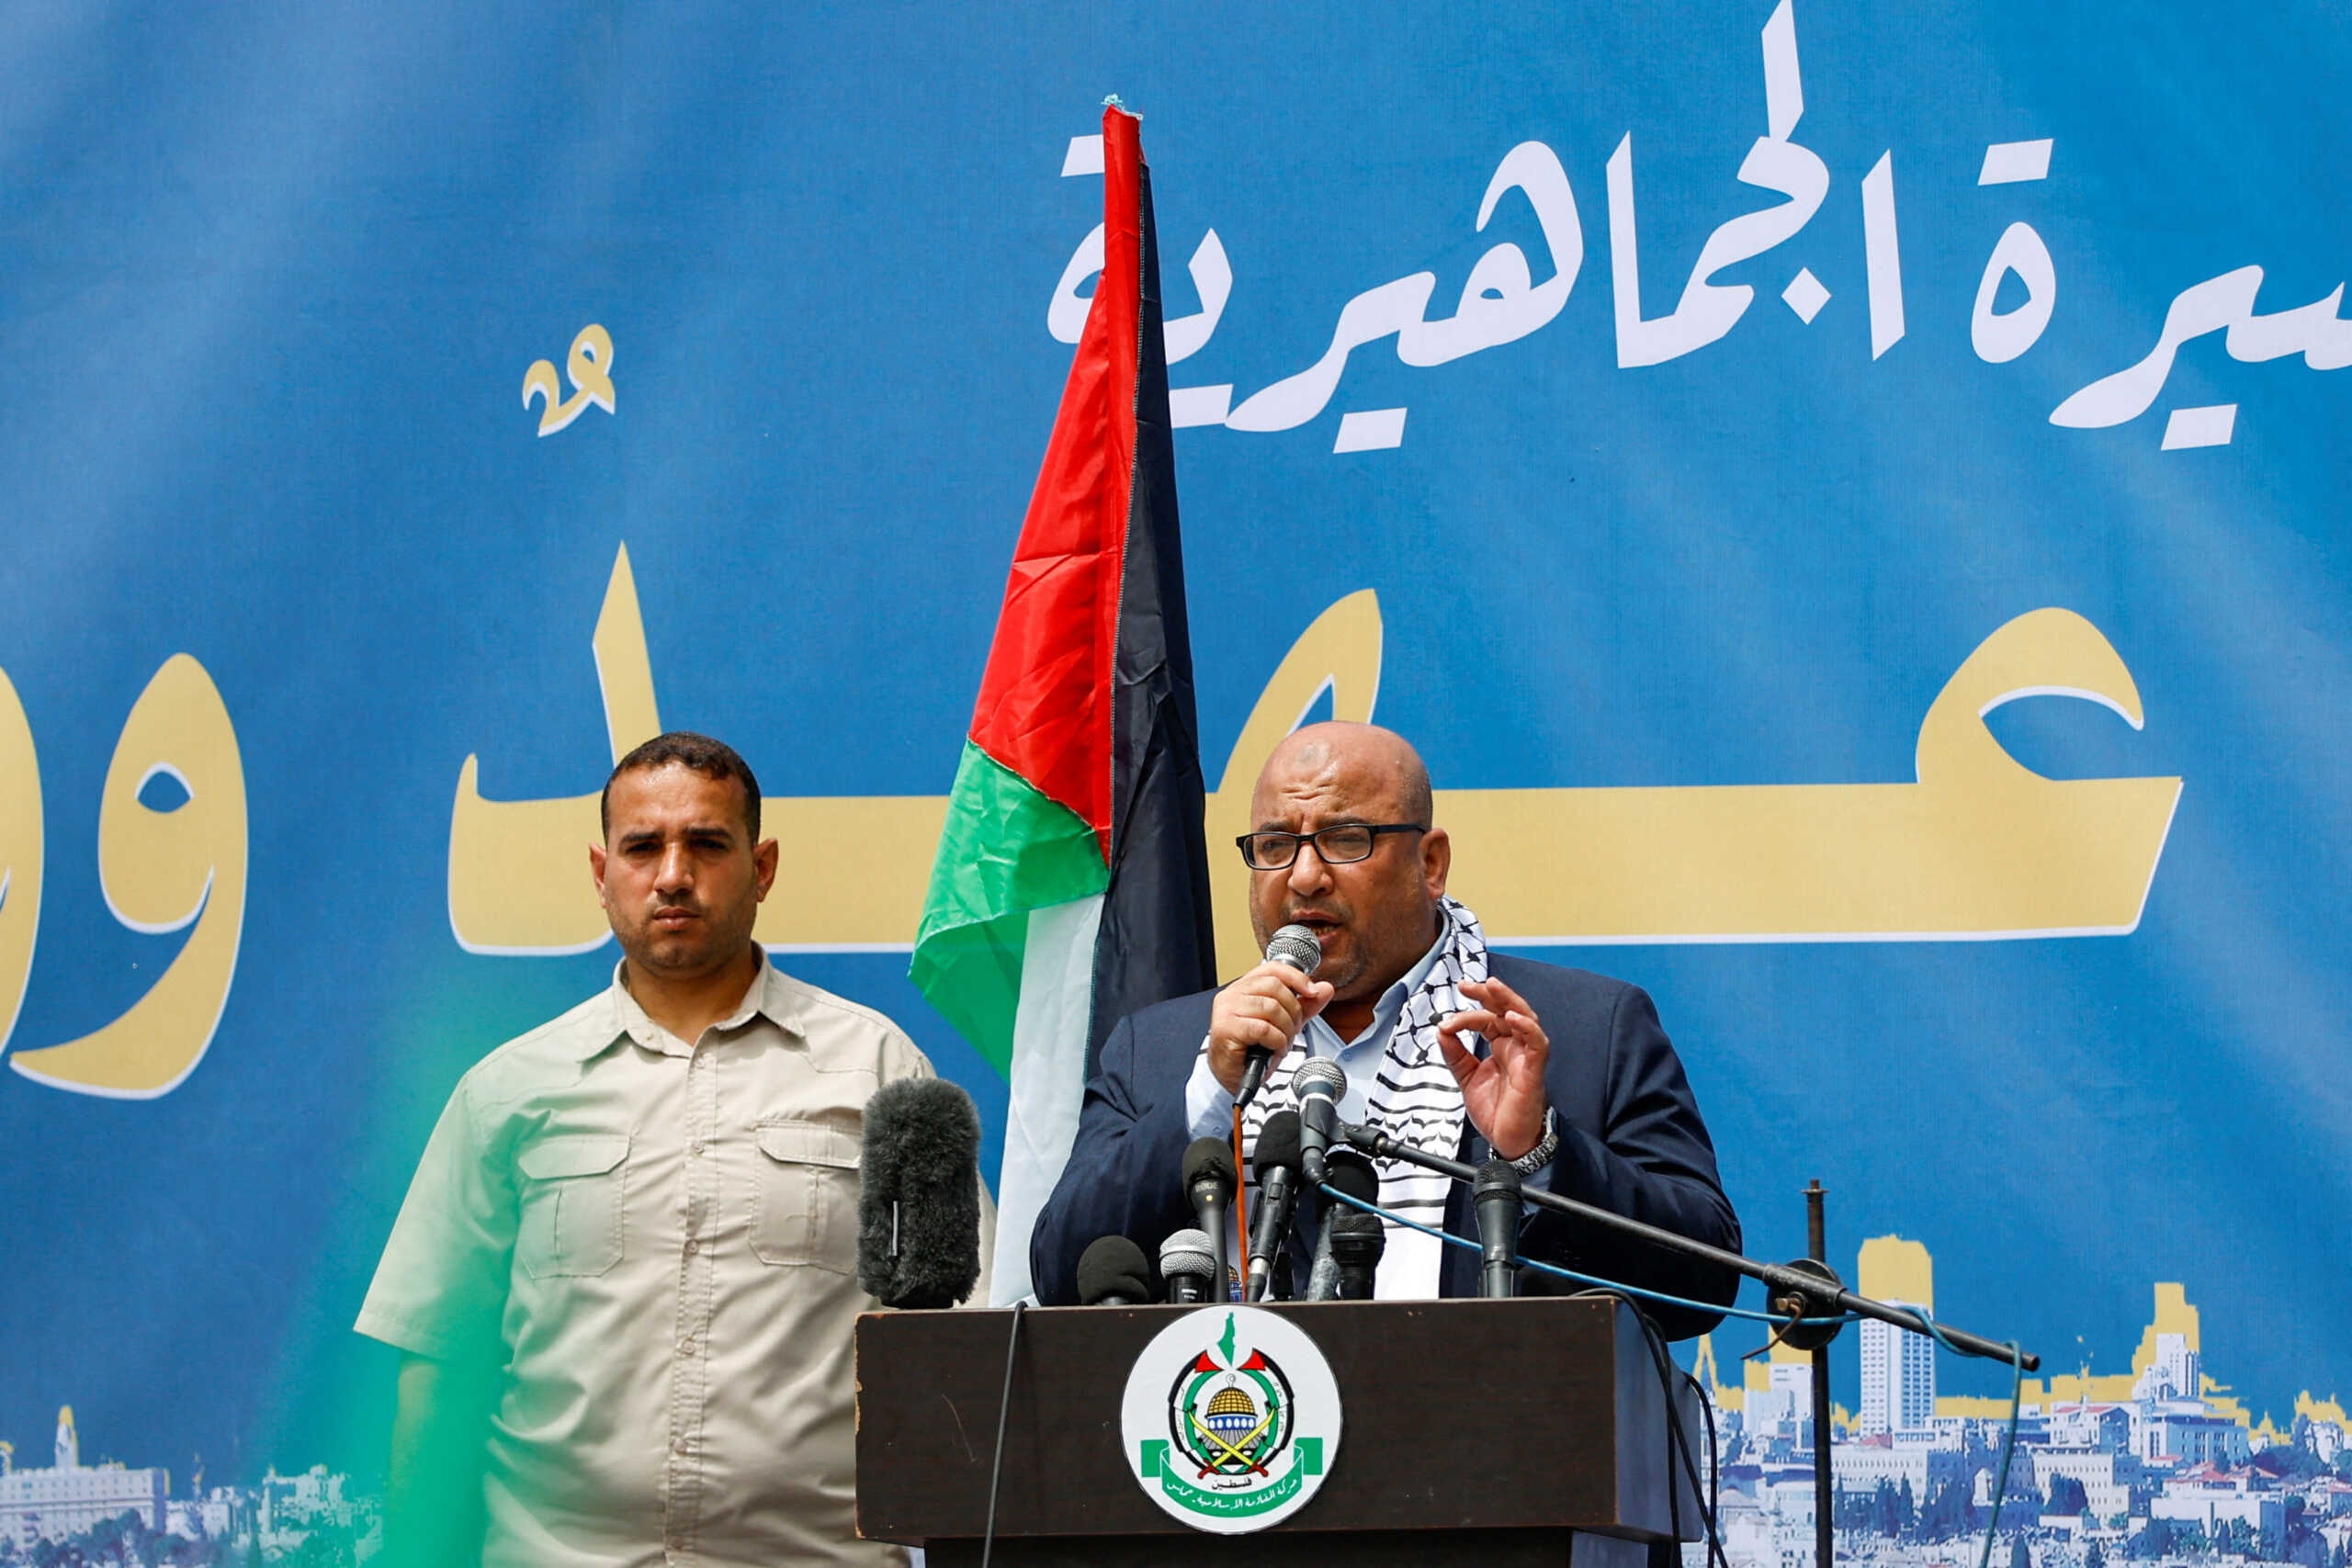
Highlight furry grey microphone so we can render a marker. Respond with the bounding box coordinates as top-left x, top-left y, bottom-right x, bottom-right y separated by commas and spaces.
856, 1077, 982, 1310
1236, 924, 1324, 1108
